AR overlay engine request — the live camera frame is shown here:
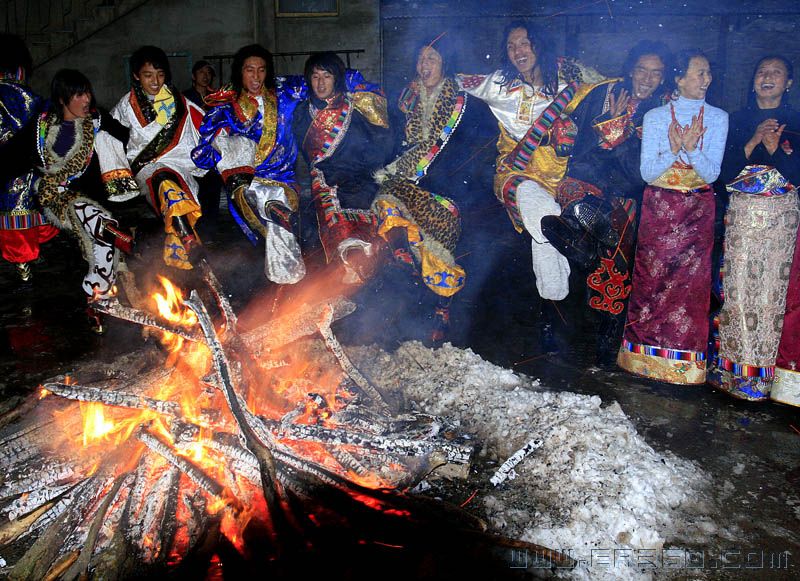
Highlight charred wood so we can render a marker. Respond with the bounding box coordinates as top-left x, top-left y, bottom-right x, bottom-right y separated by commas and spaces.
316, 305, 390, 413
9, 477, 101, 581
184, 291, 286, 537
93, 299, 202, 343
268, 422, 472, 465
136, 429, 224, 501
198, 258, 238, 335
0, 499, 55, 546
242, 297, 356, 356
42, 382, 181, 417
61, 472, 129, 581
